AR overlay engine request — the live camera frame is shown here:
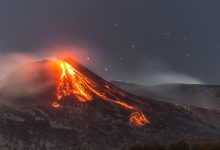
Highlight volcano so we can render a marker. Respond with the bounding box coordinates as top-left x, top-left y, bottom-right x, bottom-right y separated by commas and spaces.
51, 59, 149, 127
0, 59, 220, 150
